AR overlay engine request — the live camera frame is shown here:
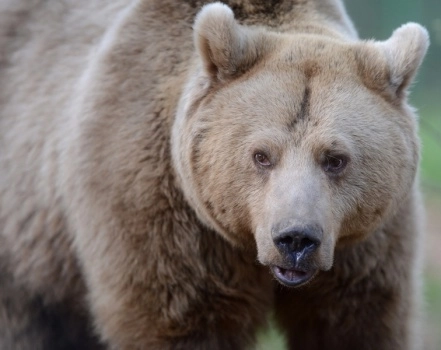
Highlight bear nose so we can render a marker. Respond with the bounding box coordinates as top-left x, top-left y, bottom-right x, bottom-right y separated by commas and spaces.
273, 225, 322, 258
